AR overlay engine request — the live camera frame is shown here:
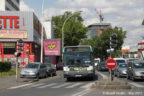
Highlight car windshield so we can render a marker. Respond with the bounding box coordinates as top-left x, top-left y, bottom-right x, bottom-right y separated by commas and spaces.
133, 63, 144, 68
119, 63, 127, 68
64, 52, 91, 67
45, 64, 51, 67
25, 63, 39, 68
